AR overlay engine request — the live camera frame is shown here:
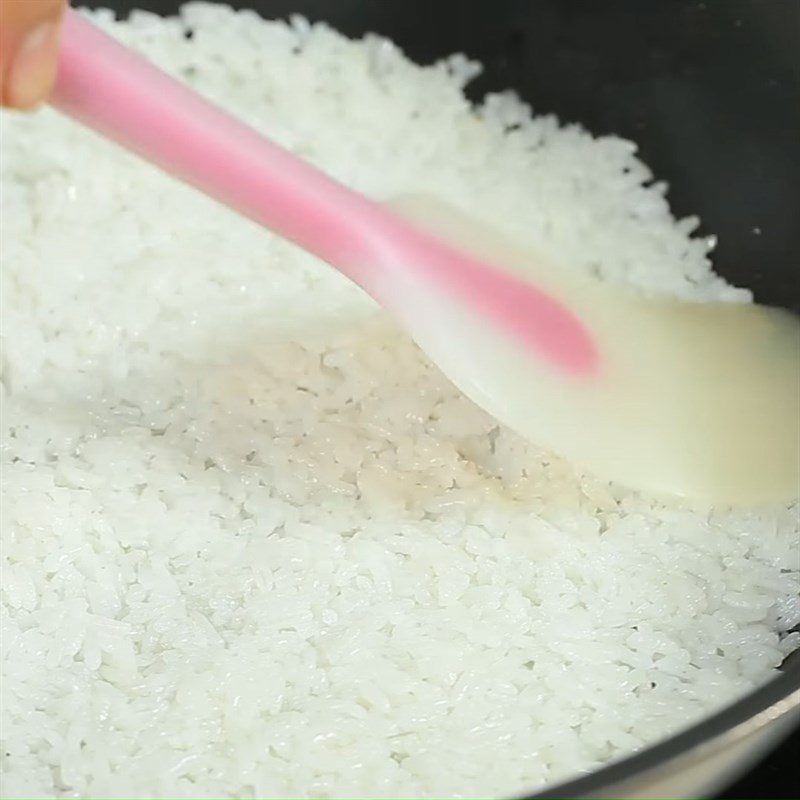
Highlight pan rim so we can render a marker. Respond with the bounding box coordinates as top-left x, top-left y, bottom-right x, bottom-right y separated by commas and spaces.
524, 659, 800, 799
